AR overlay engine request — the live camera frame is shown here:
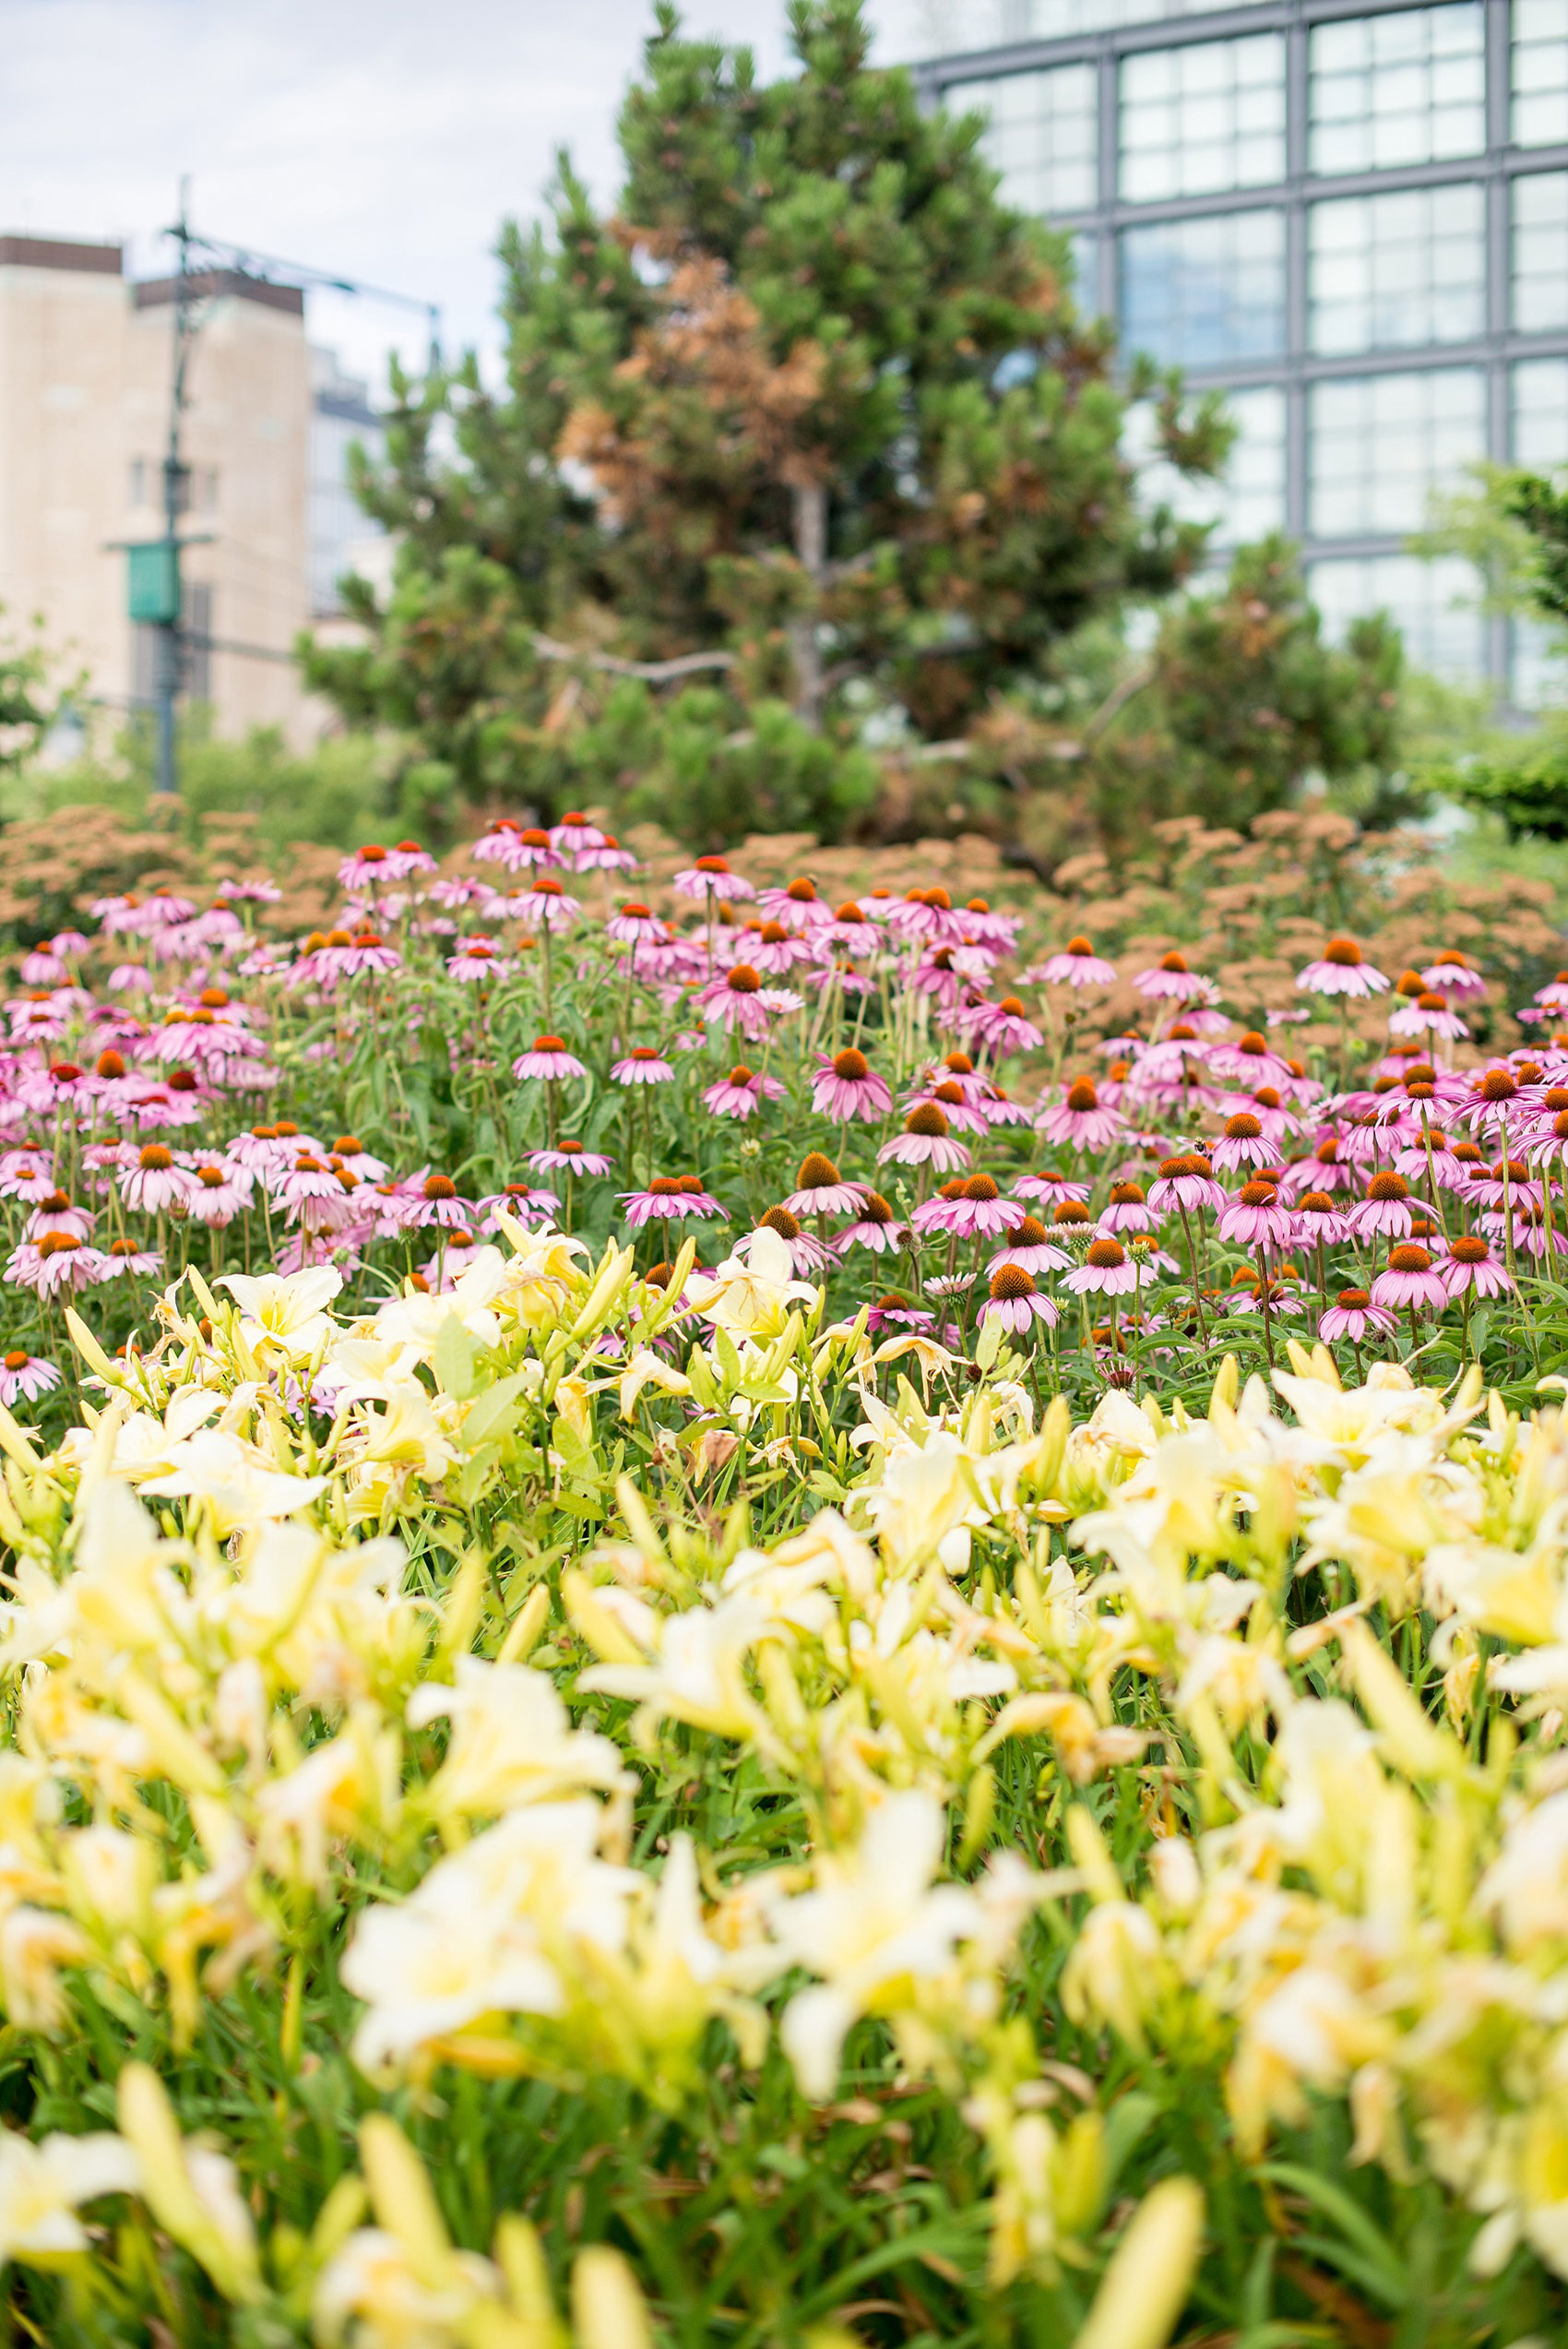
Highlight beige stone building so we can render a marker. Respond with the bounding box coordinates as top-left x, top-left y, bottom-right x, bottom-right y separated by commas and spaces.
0, 233, 379, 743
